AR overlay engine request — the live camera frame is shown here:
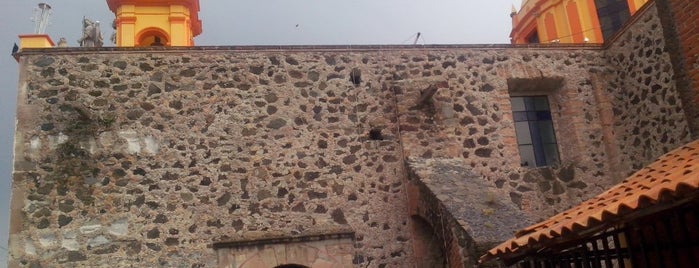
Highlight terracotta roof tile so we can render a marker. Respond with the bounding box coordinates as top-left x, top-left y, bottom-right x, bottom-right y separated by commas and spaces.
480, 140, 699, 263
